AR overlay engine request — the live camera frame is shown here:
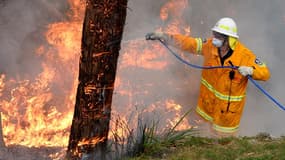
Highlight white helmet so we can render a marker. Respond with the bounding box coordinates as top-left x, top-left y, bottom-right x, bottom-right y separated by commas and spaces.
212, 17, 239, 38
